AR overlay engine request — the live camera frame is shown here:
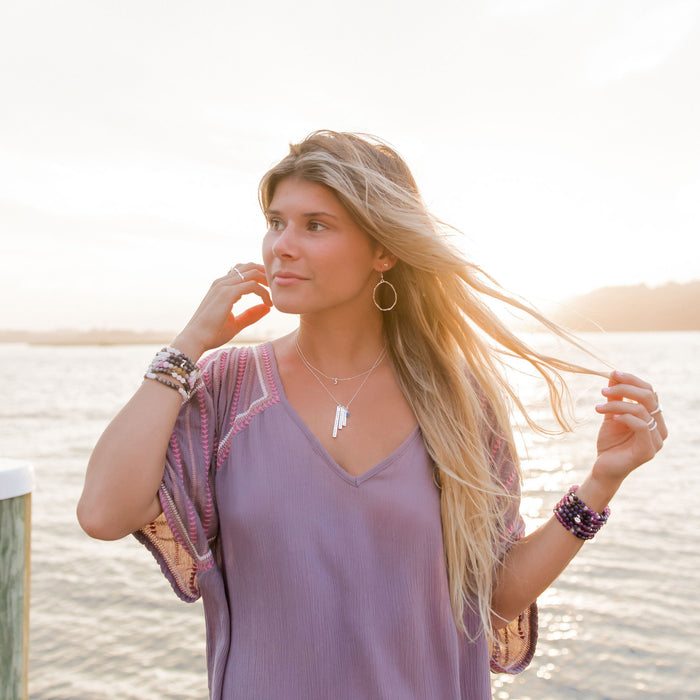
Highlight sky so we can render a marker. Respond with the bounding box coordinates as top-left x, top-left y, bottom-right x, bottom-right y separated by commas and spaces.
1, 0, 699, 334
